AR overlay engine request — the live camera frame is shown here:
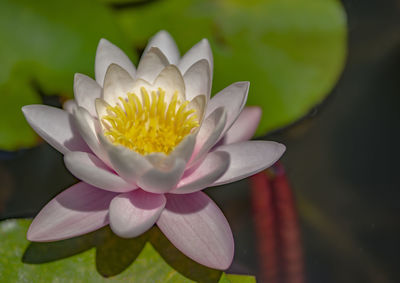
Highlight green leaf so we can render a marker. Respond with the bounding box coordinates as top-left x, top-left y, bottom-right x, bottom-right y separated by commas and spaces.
0, 0, 135, 150
115, 0, 347, 135
0, 219, 256, 282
